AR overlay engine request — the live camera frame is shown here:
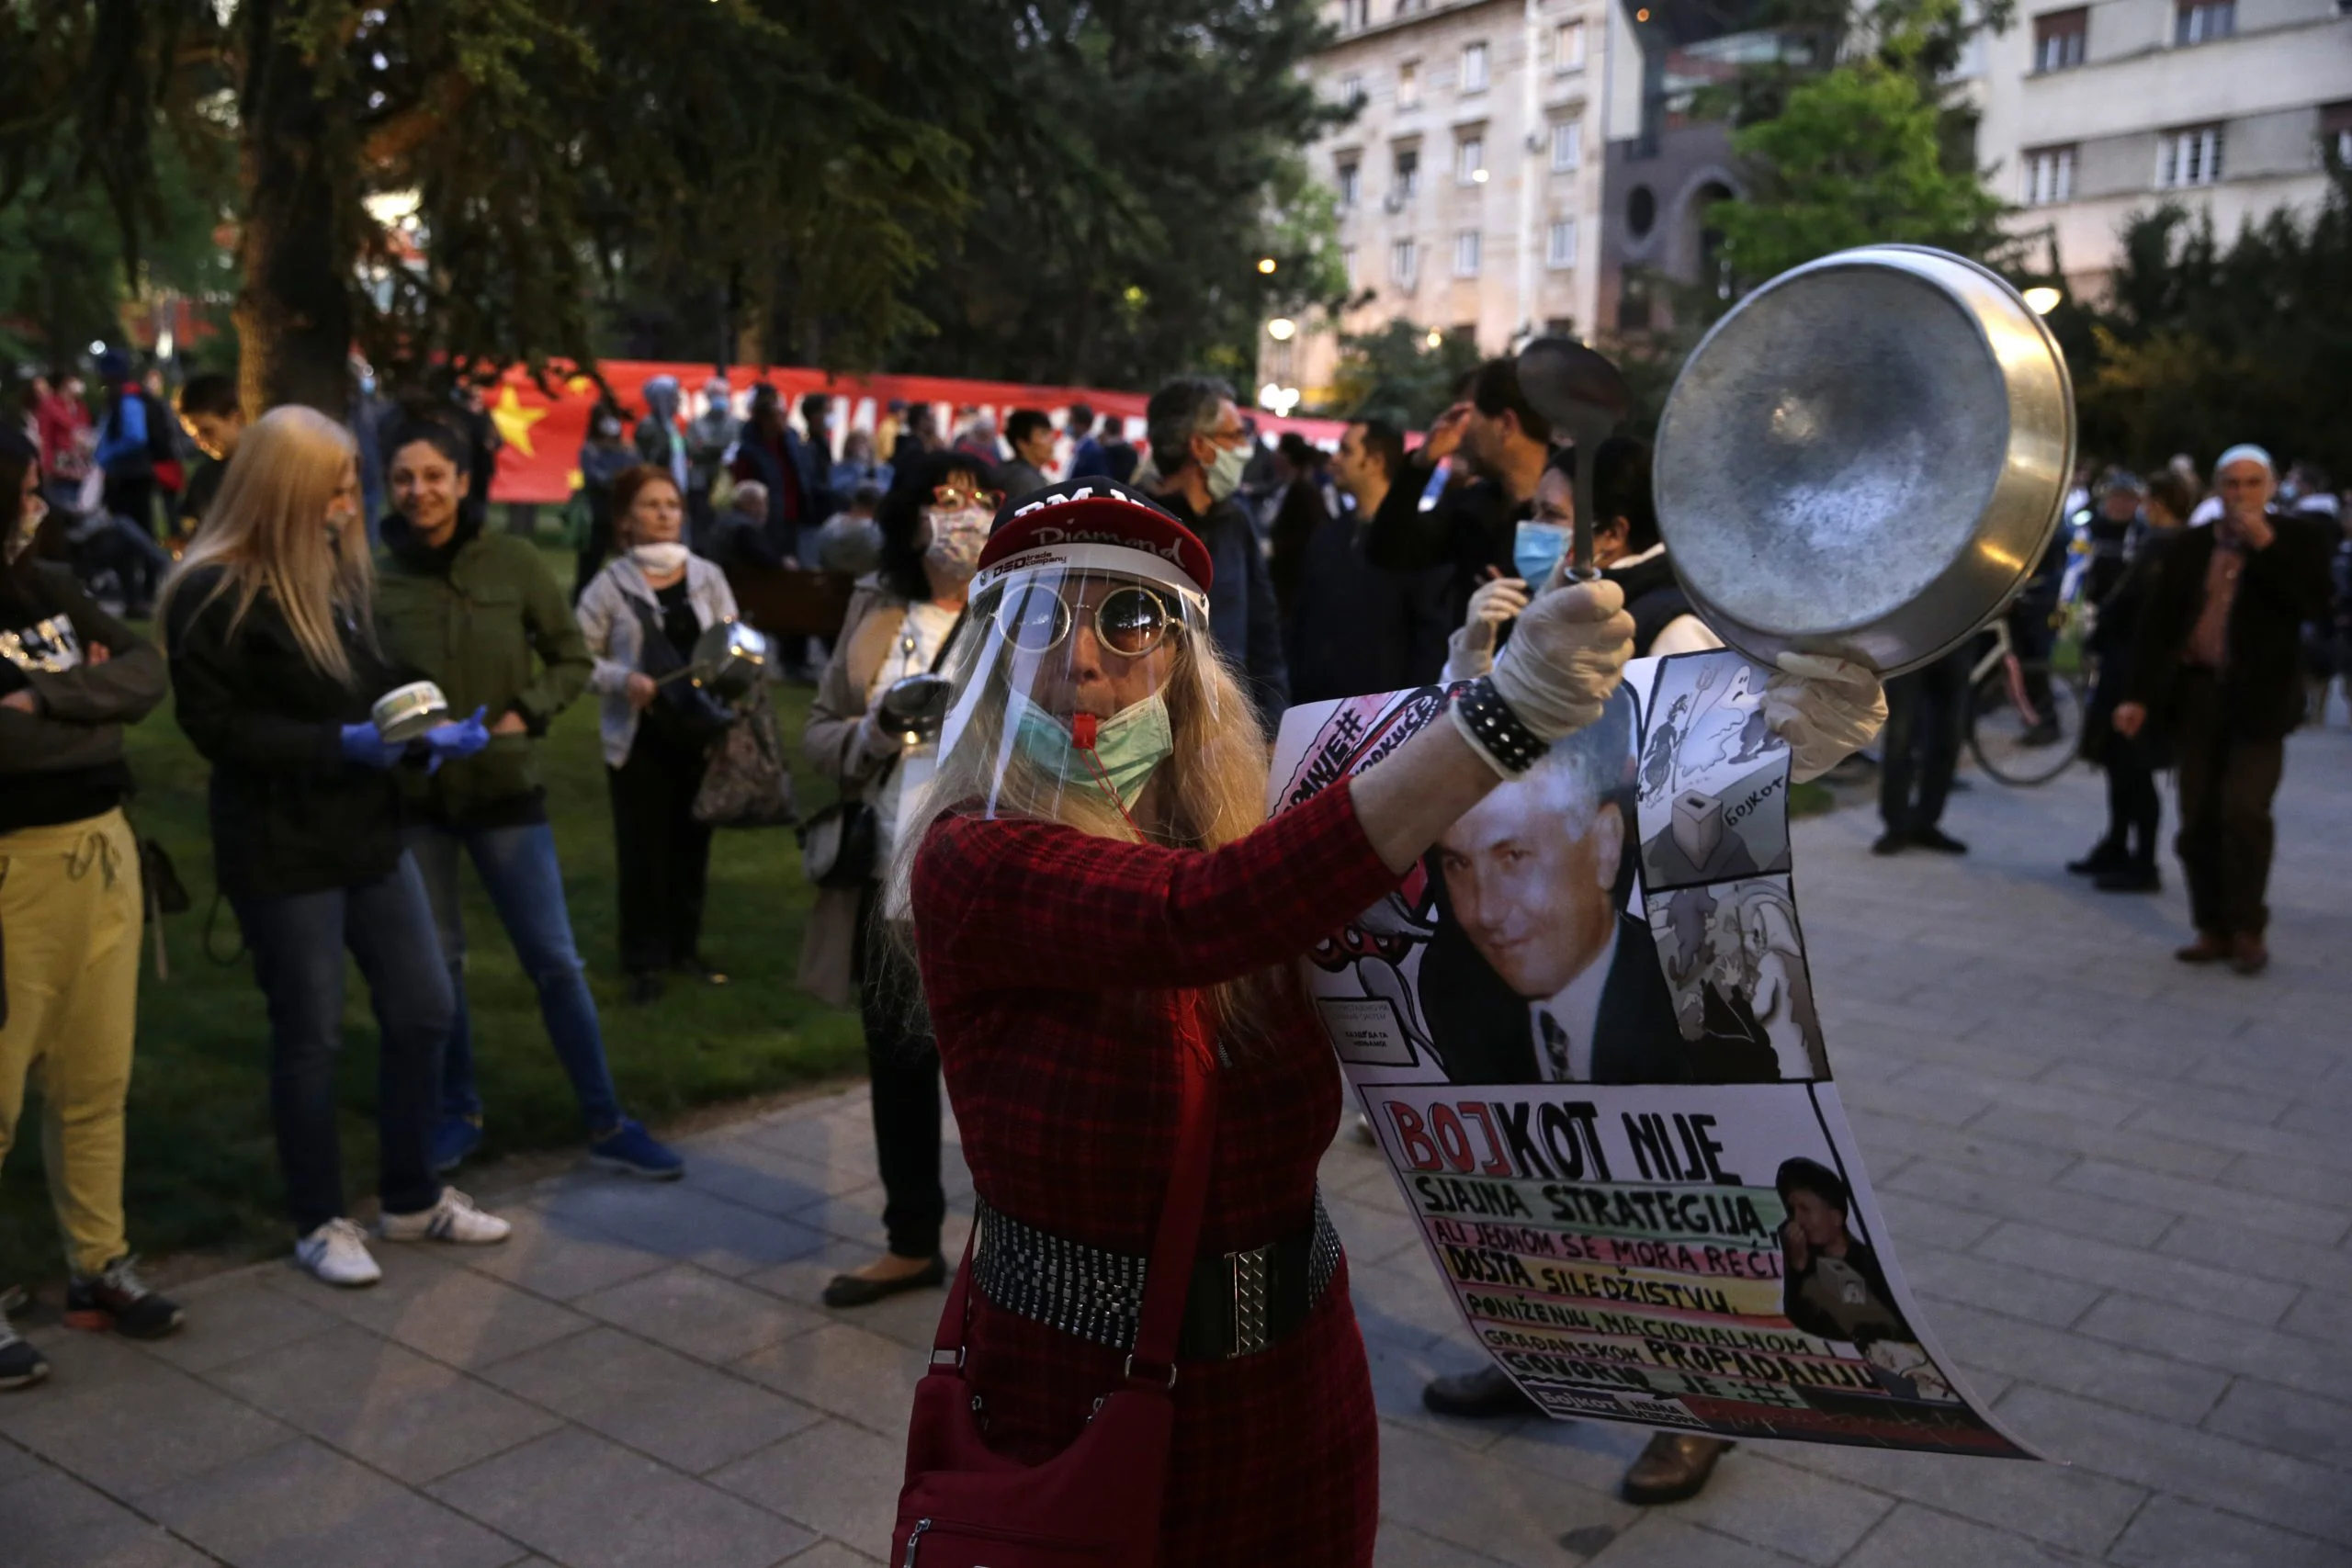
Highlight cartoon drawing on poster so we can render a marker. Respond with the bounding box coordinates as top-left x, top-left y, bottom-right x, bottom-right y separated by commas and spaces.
1646, 876, 1826, 1079
1270, 649, 2036, 1458
1637, 658, 1792, 893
